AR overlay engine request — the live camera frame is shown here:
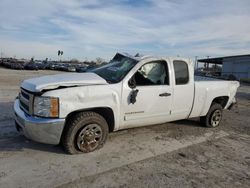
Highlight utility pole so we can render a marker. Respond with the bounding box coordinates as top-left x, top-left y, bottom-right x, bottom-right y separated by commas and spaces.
58, 50, 63, 62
